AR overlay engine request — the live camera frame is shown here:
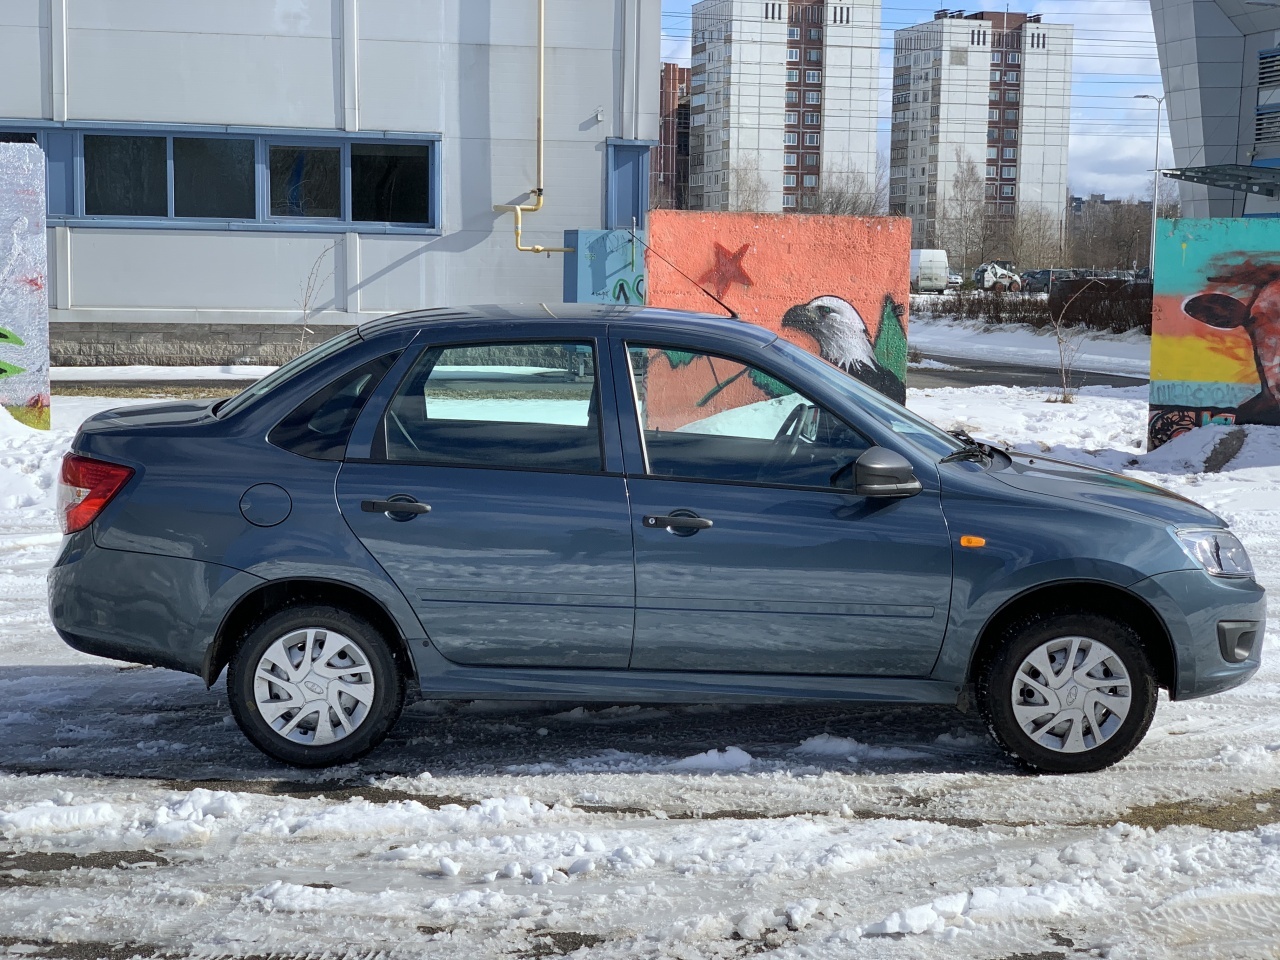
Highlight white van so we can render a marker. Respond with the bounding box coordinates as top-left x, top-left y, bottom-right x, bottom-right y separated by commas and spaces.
910, 249, 950, 294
